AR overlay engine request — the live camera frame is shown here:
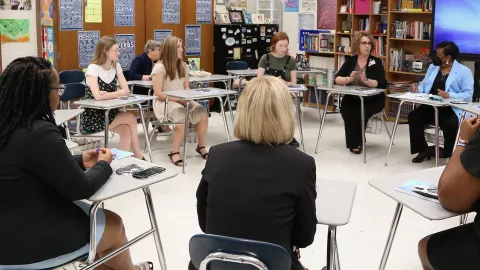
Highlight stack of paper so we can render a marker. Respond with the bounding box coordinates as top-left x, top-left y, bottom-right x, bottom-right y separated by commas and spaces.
396, 179, 439, 204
